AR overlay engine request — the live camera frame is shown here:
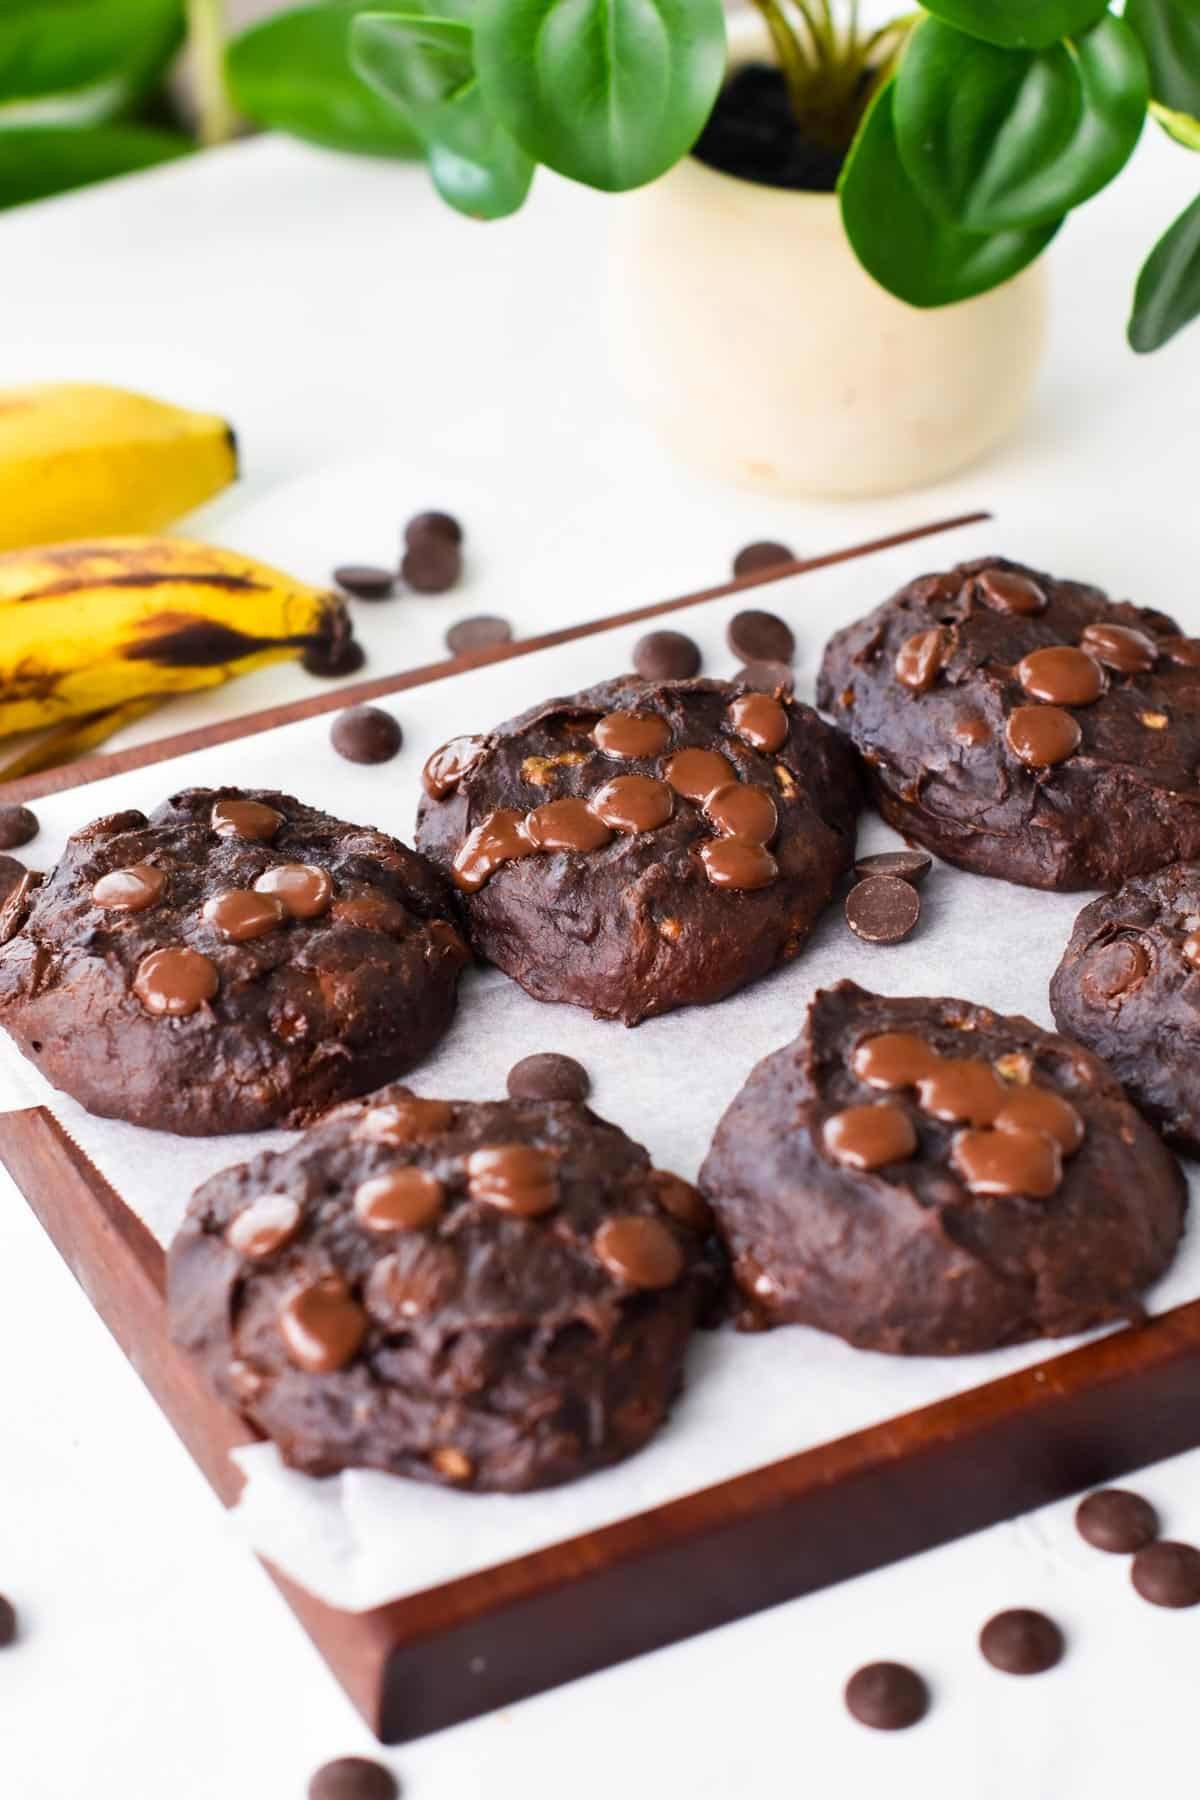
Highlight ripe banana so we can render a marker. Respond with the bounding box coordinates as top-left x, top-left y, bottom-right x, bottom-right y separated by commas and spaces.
0, 536, 351, 736
0, 384, 238, 551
